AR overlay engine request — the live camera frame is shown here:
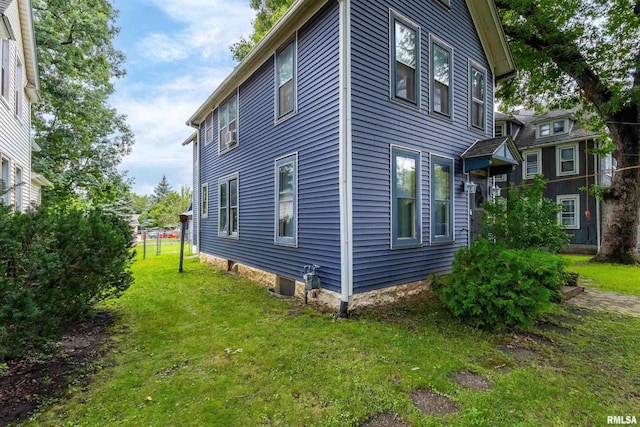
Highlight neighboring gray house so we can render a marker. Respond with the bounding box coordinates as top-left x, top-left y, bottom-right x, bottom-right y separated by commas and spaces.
486, 109, 610, 252
185, 0, 515, 314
